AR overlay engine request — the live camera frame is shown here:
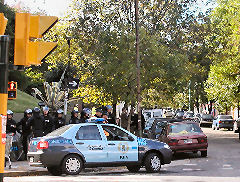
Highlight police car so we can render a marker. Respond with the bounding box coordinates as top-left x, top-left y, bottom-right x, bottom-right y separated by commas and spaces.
27, 122, 172, 175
